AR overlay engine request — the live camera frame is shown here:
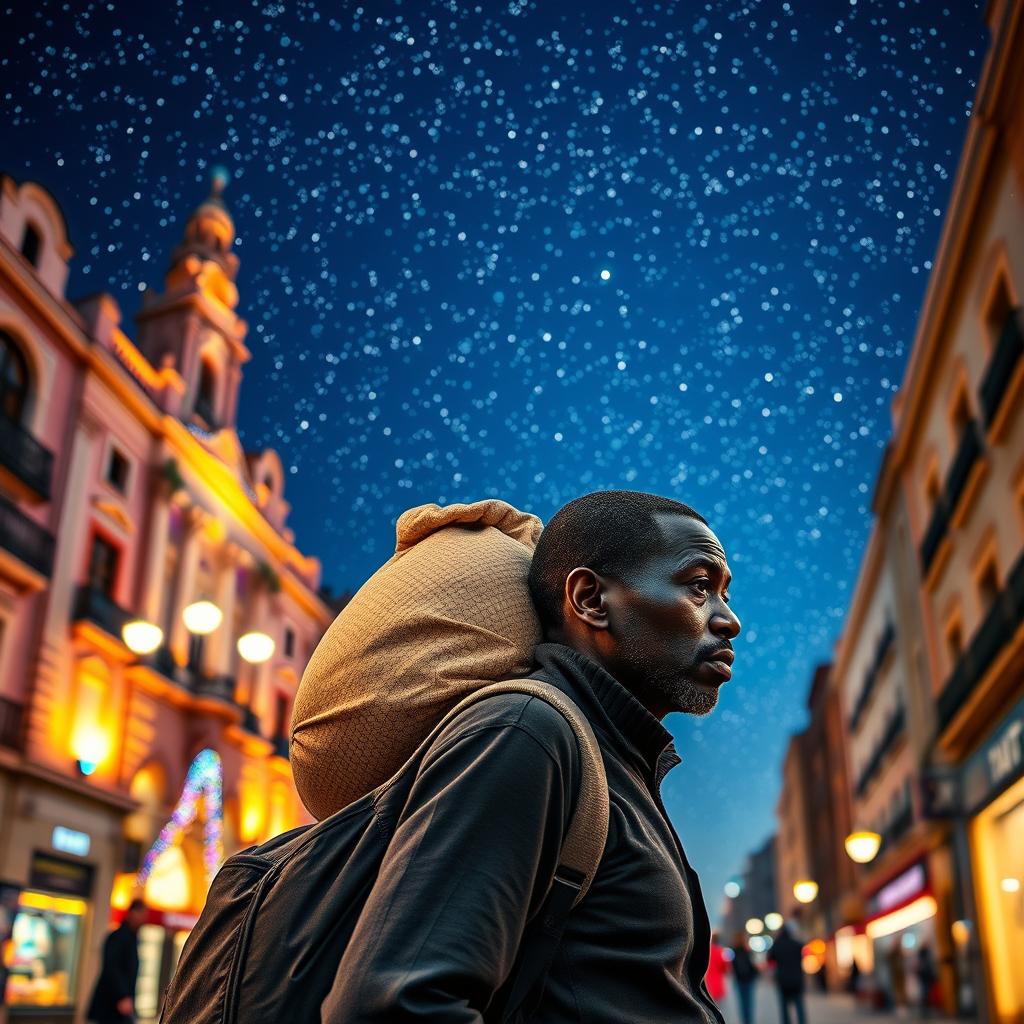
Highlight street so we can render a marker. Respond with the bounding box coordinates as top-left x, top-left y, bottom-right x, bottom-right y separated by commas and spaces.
715, 987, 964, 1024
